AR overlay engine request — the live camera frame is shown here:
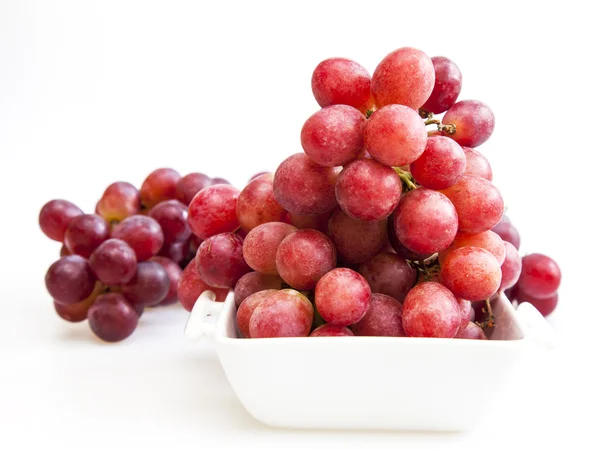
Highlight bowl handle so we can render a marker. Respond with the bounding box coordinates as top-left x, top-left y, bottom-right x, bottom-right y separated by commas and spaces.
184, 291, 225, 340
516, 302, 559, 350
